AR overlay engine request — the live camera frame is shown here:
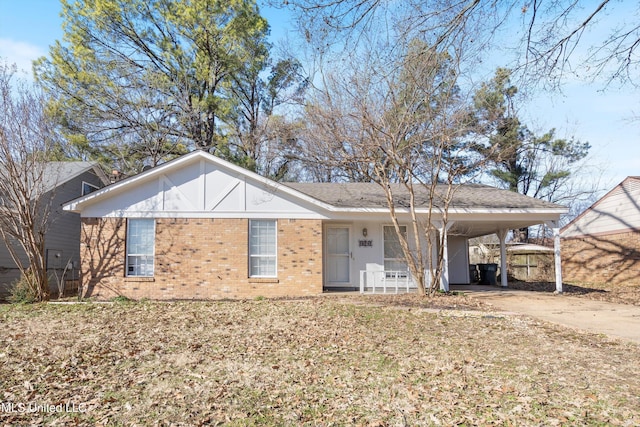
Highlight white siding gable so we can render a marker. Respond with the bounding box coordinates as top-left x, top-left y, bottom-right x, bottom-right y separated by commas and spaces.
562, 177, 640, 237
77, 156, 328, 219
